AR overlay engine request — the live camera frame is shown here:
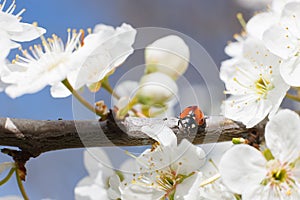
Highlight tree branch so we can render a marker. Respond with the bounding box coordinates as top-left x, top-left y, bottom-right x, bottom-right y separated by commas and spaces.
0, 112, 266, 160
